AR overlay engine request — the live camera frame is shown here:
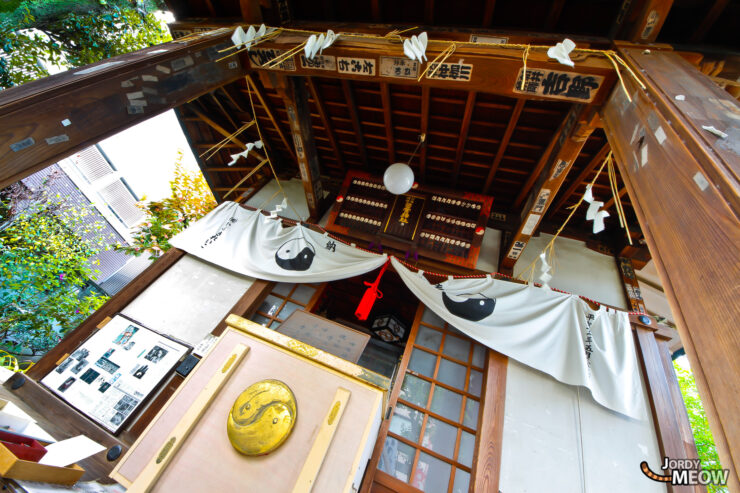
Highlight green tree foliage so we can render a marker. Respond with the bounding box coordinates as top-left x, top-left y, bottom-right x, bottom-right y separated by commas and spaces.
0, 173, 110, 356
673, 357, 728, 493
1, 0, 171, 89
117, 151, 217, 260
